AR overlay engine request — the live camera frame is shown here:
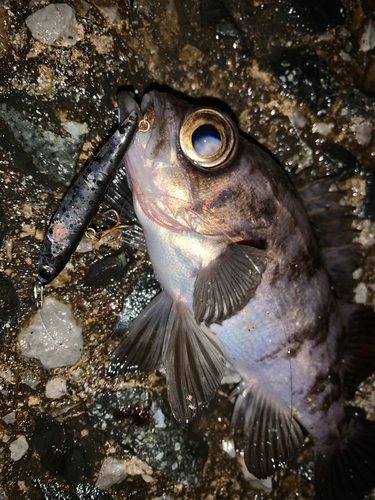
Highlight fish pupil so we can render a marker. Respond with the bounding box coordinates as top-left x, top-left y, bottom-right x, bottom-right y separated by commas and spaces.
192, 124, 221, 157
